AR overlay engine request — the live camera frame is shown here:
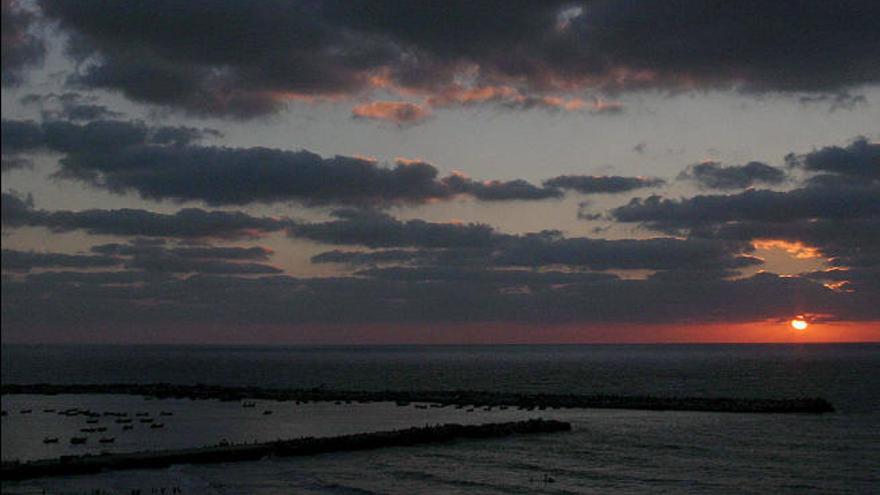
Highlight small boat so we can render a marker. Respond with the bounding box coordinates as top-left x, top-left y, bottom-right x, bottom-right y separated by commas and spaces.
70, 437, 87, 444
262, 410, 273, 415
135, 412, 149, 417
159, 411, 173, 416
150, 422, 165, 429
43, 437, 59, 444
99, 437, 116, 443
20, 409, 32, 414
43, 408, 56, 413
